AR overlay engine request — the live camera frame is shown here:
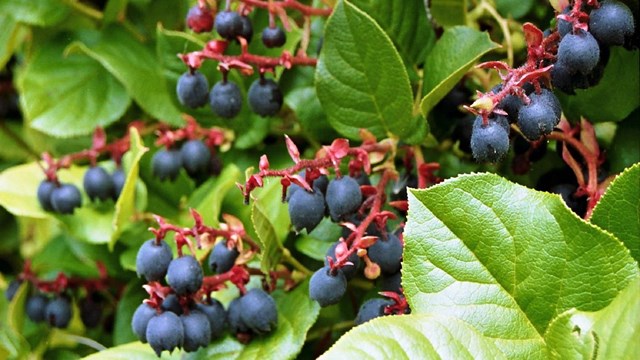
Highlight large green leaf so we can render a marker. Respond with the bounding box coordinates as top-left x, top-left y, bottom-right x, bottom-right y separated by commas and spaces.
591, 163, 640, 263
251, 179, 290, 273
495, 0, 535, 19
350, 0, 435, 66
113, 279, 147, 346
110, 128, 149, 249
0, 15, 27, 69
558, 48, 639, 123
430, 0, 467, 28
420, 27, 499, 117
403, 173, 638, 358
0, 162, 51, 218
82, 341, 180, 359
0, 0, 70, 27
545, 276, 640, 359
187, 280, 320, 360
319, 314, 508, 359
17, 36, 131, 137
315, 0, 418, 141
68, 25, 183, 126
187, 164, 242, 227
